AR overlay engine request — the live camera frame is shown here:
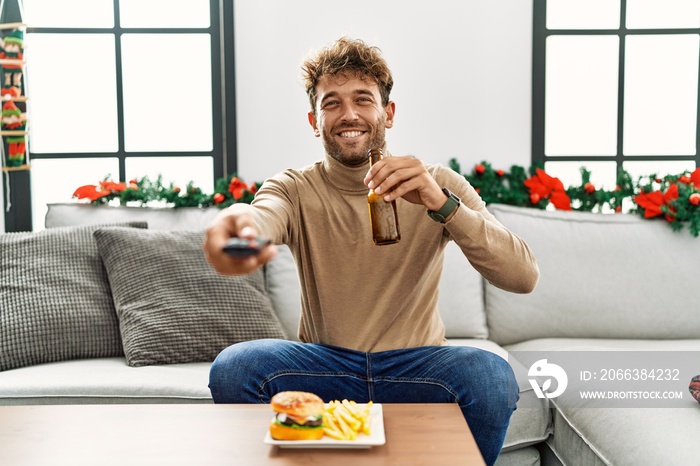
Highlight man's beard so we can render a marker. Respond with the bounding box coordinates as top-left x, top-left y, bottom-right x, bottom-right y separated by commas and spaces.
322, 118, 386, 167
